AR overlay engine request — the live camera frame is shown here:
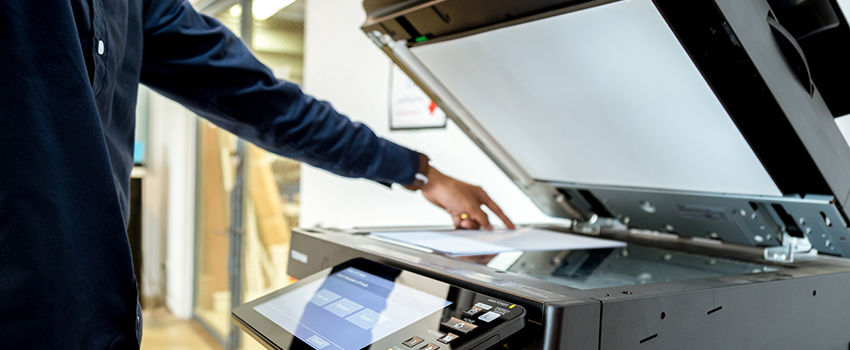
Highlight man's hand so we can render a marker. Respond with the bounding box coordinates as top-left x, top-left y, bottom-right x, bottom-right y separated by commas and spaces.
420, 166, 515, 230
